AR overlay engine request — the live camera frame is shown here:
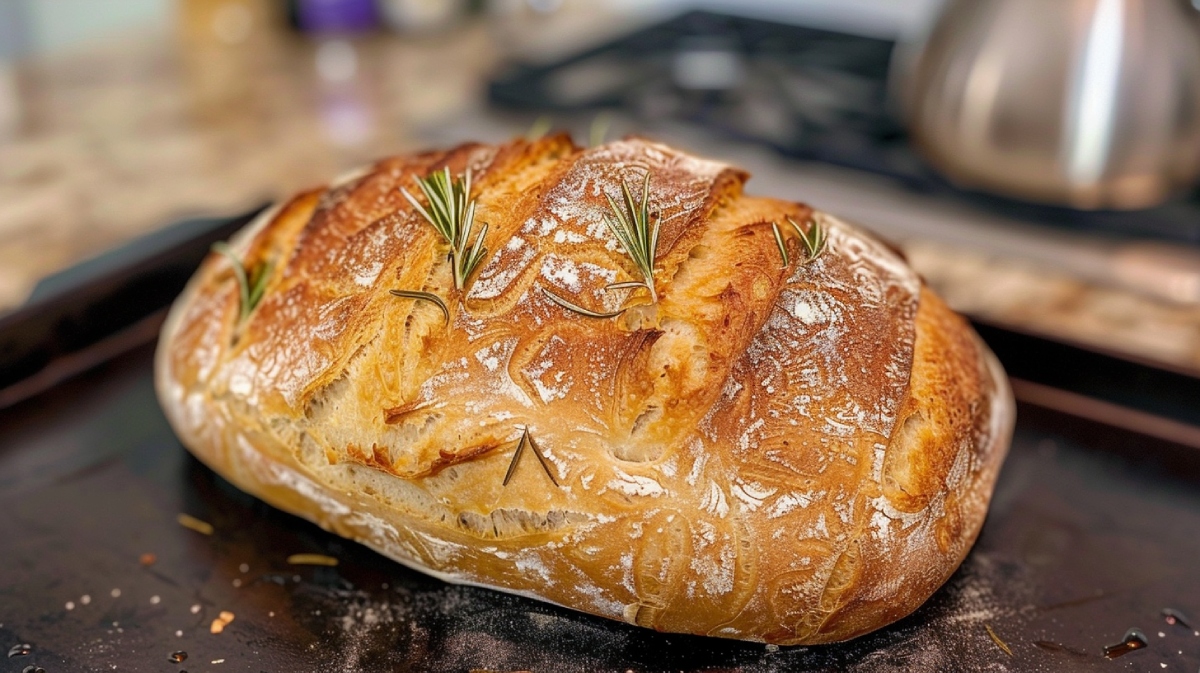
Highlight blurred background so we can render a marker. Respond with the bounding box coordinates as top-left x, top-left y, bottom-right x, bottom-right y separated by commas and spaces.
3, 0, 1200, 375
